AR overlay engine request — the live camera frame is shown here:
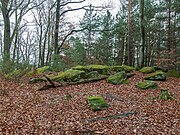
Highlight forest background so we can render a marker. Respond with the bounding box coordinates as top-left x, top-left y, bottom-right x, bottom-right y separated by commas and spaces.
0, 0, 179, 73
